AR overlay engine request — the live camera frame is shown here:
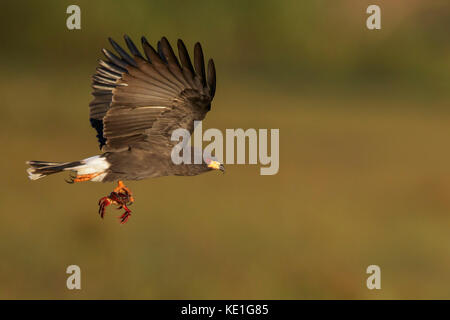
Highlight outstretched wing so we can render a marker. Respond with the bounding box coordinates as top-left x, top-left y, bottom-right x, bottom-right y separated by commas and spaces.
89, 35, 216, 152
